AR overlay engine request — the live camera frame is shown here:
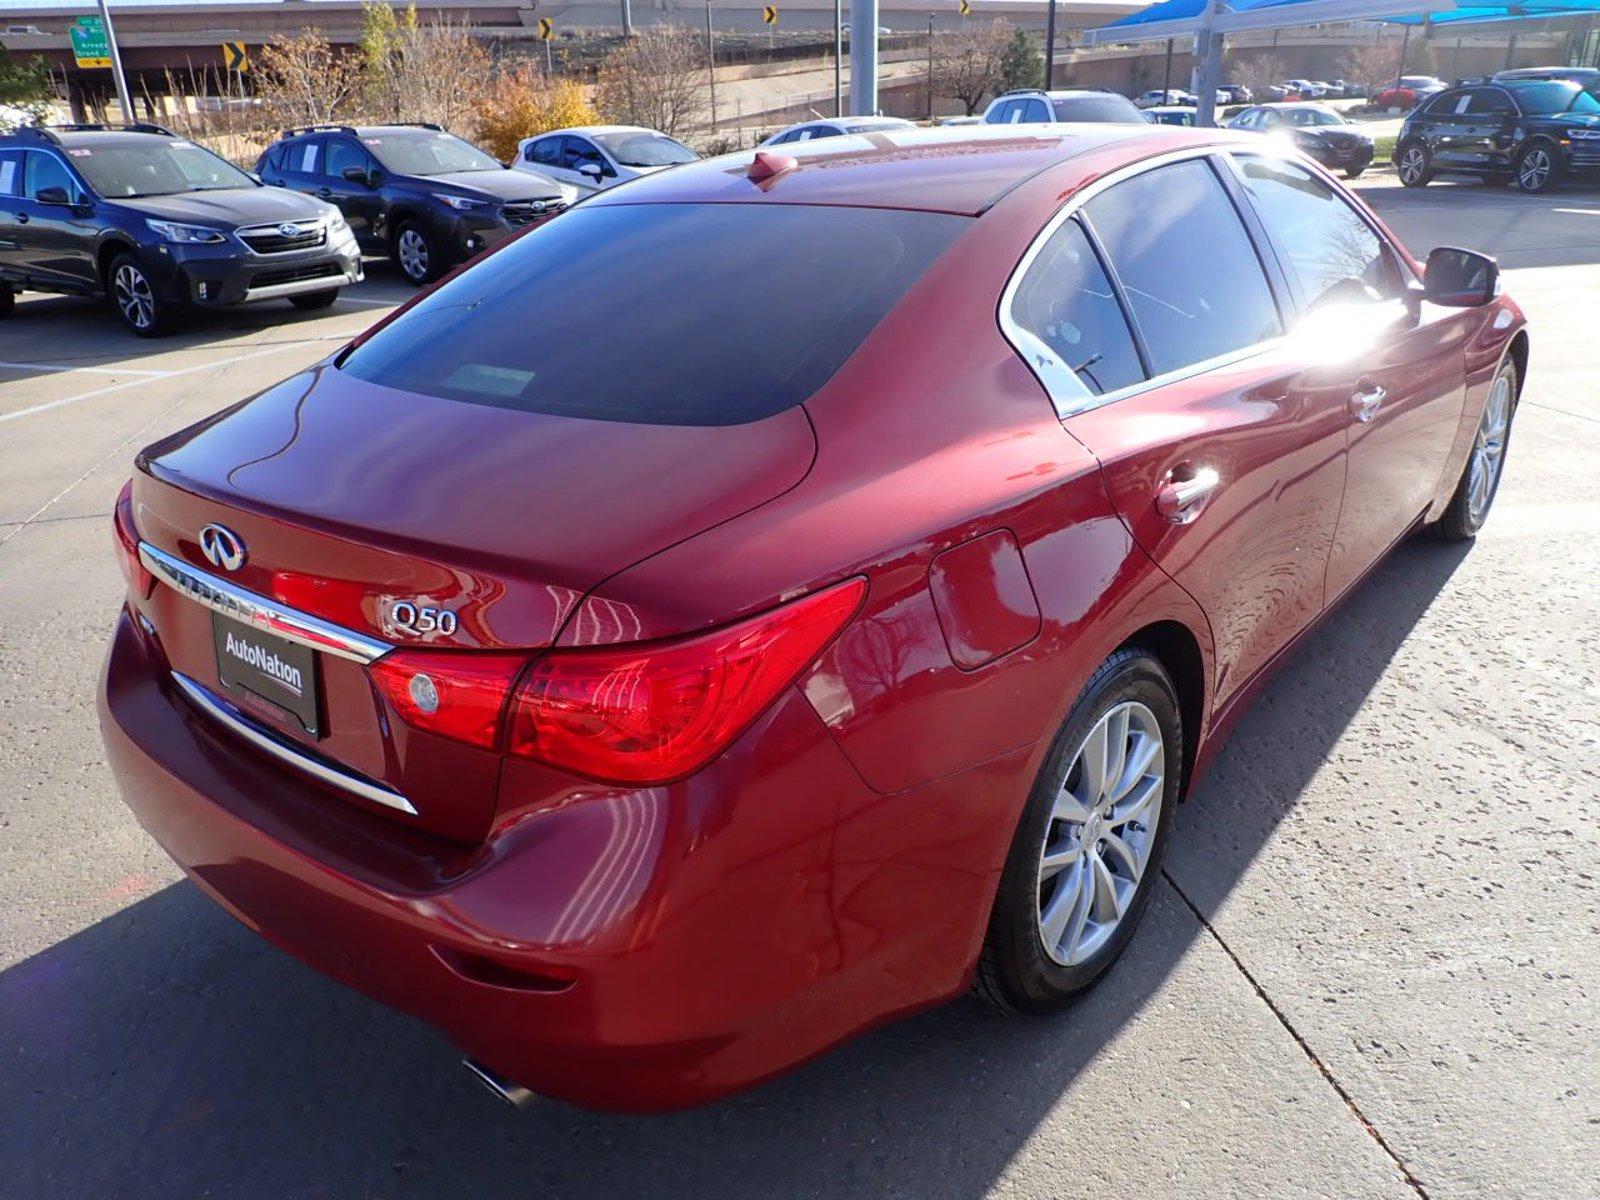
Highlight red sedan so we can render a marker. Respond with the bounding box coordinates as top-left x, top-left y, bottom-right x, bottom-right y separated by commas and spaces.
100, 126, 1526, 1111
